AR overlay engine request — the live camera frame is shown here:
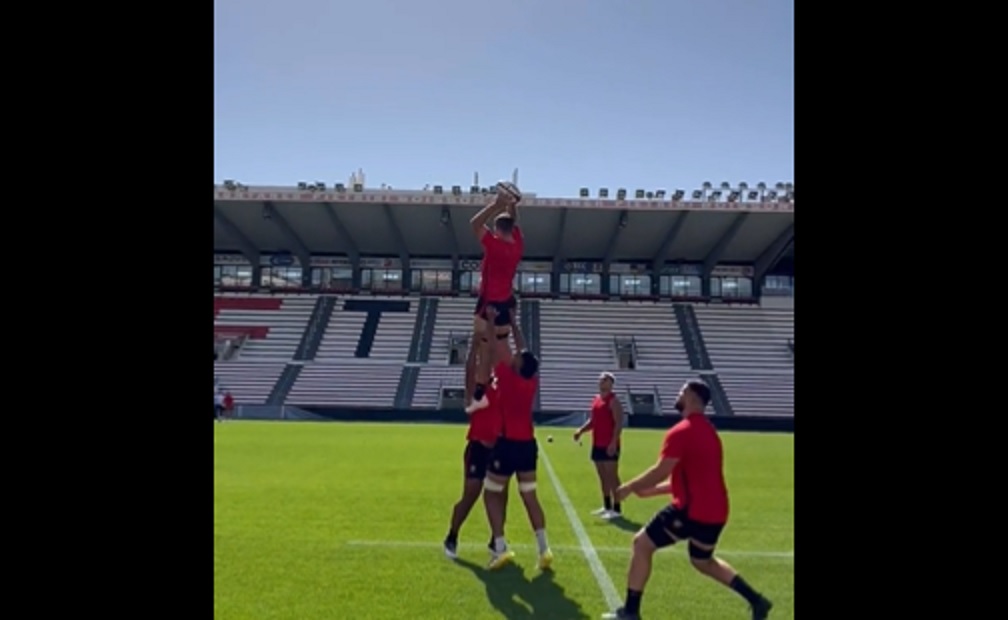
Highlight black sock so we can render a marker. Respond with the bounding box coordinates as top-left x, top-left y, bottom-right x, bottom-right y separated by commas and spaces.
729, 575, 762, 606
613, 502, 621, 514
473, 384, 485, 401
604, 496, 612, 510
624, 589, 643, 614
446, 530, 457, 543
